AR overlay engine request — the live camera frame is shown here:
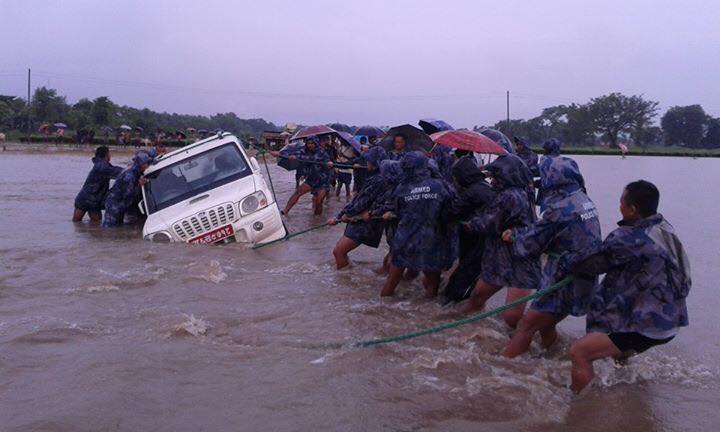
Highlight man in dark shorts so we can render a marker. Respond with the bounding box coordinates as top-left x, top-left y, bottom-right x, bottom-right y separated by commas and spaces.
73, 146, 123, 222
559, 180, 691, 393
